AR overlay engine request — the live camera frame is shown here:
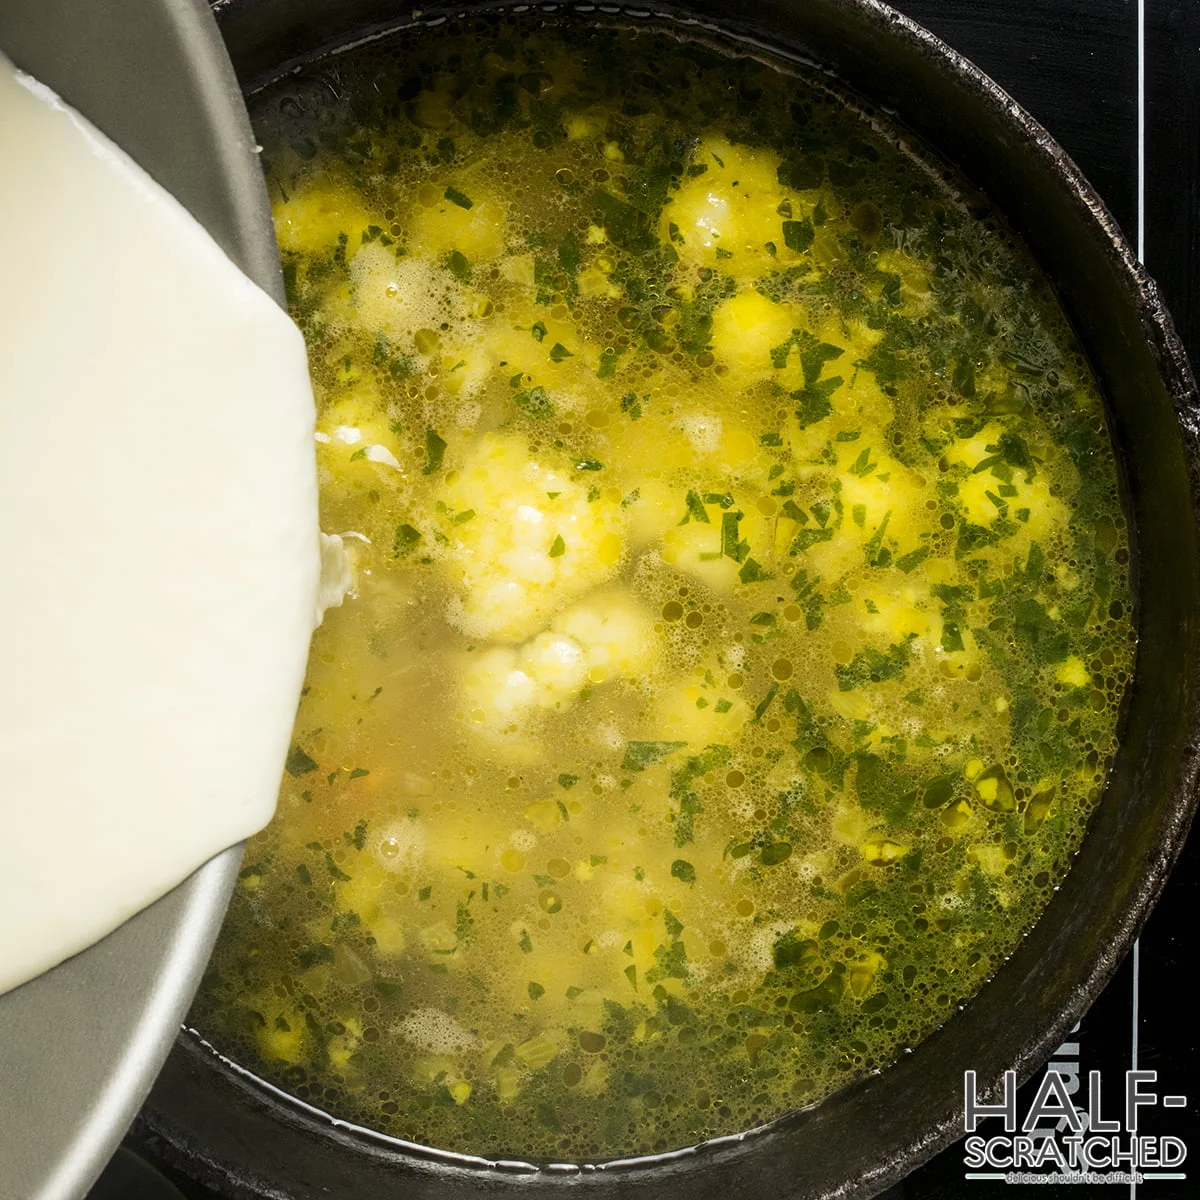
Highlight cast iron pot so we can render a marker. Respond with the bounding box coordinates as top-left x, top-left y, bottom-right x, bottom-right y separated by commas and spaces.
135, 2, 1200, 1197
